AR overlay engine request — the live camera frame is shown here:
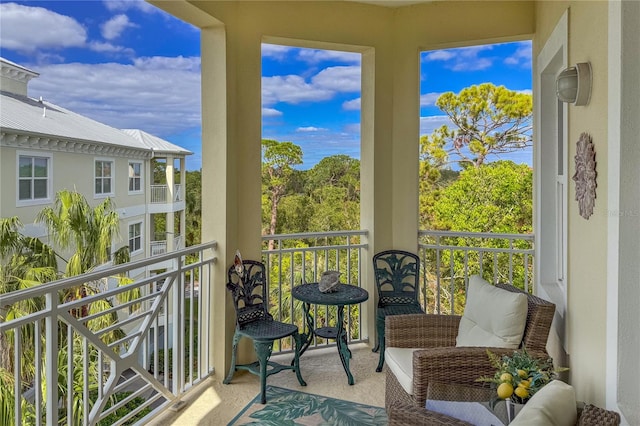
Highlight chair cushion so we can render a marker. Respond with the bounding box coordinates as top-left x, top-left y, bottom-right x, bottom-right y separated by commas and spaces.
510, 380, 577, 426
385, 347, 419, 395
456, 275, 528, 349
